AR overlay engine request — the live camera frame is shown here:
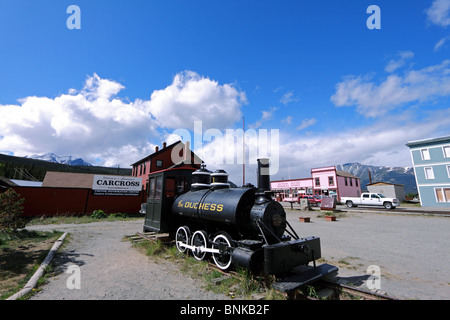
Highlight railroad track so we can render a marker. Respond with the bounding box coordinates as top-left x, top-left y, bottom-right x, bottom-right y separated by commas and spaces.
316, 280, 399, 300
284, 280, 399, 300
207, 262, 399, 300
127, 232, 173, 244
